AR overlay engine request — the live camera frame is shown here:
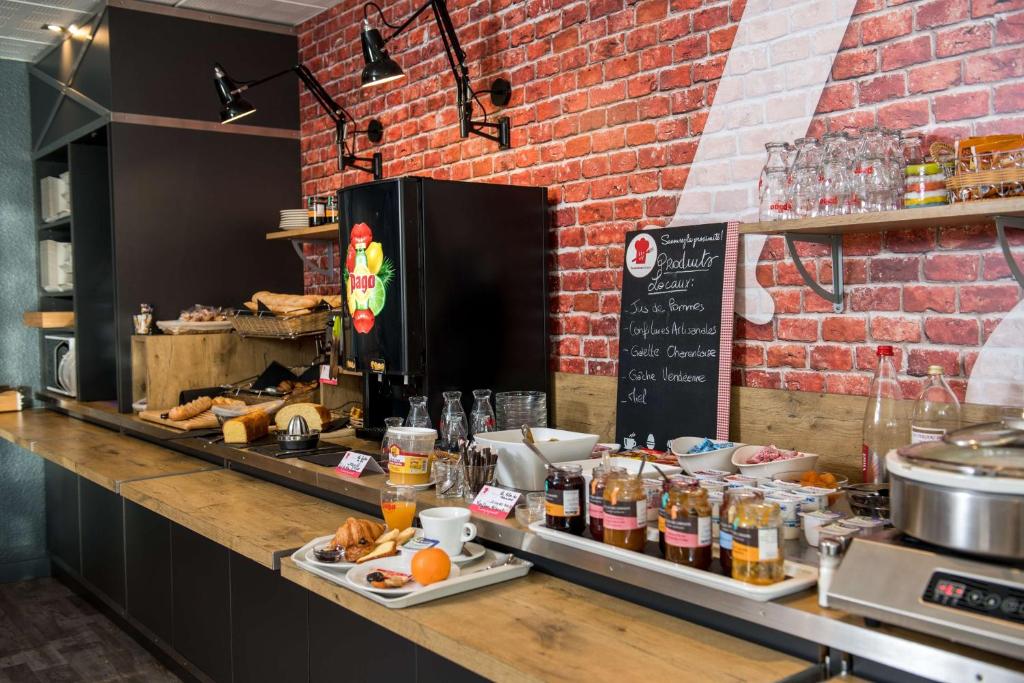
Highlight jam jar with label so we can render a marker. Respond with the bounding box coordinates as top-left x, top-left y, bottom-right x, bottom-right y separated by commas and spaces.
659, 475, 699, 554
545, 464, 586, 535
602, 471, 647, 551
719, 488, 763, 577
663, 483, 712, 570
731, 500, 785, 585
588, 465, 625, 542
